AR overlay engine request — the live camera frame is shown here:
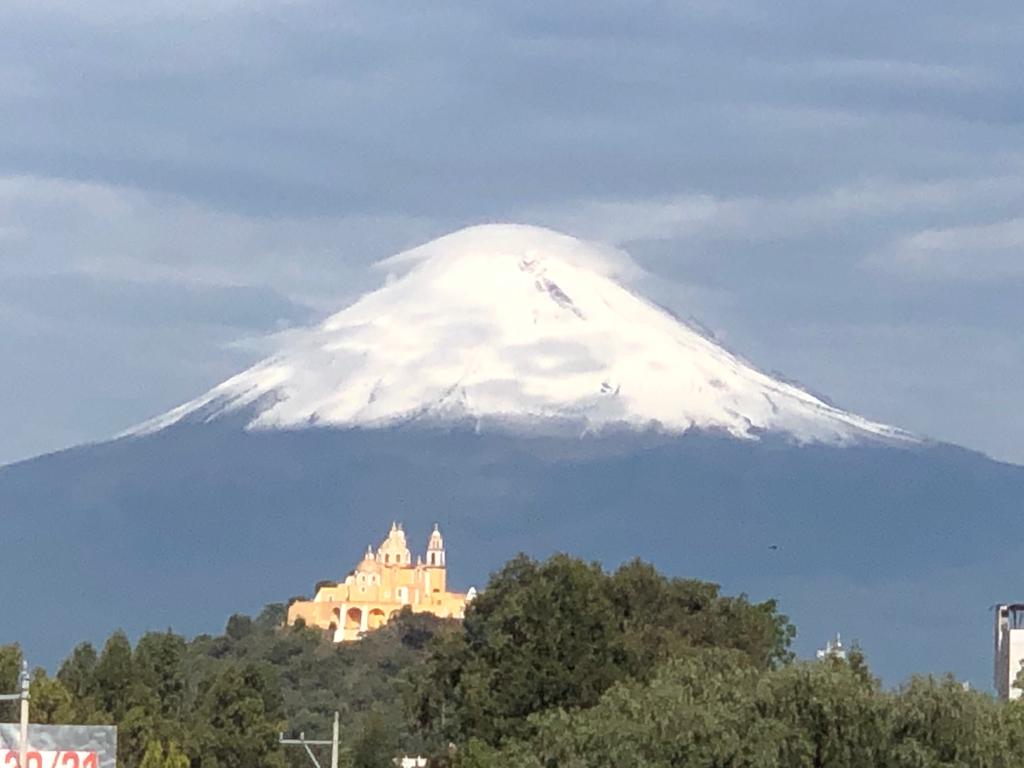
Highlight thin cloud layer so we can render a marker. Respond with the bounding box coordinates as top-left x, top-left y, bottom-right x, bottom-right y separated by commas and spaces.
882, 217, 1024, 279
